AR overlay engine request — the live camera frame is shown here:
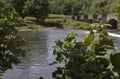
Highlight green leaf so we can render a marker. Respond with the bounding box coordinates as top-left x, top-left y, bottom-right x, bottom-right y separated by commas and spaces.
66, 32, 76, 42
110, 53, 120, 69
84, 32, 94, 47
63, 41, 69, 48
102, 24, 112, 28
55, 39, 63, 48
